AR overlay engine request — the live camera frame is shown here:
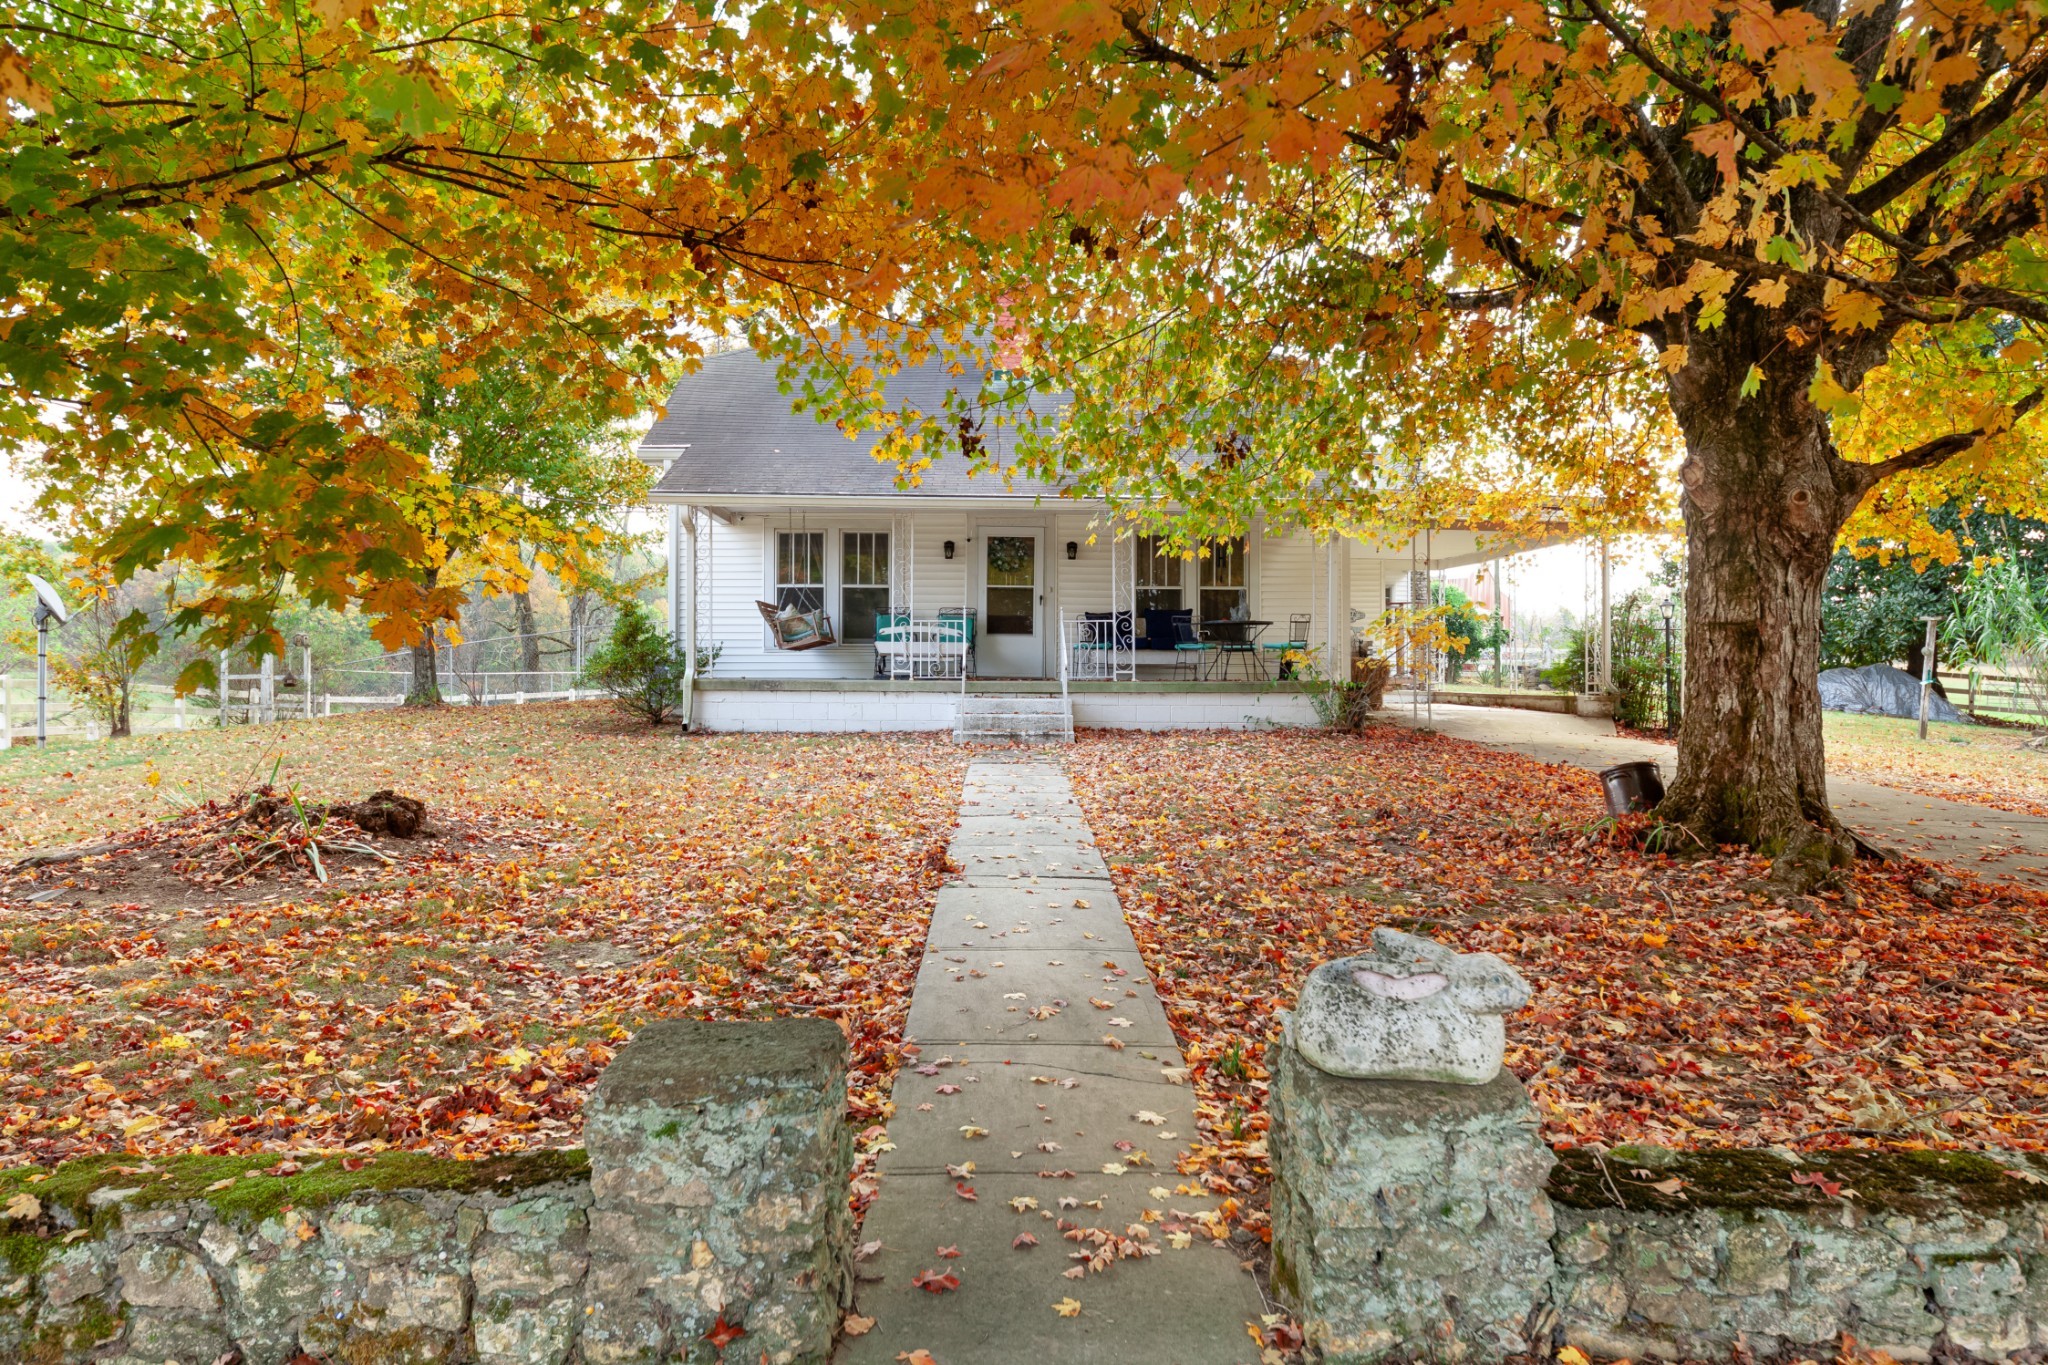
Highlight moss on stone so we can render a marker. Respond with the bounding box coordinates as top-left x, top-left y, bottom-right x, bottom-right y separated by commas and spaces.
1, 1226, 53, 1275
19, 1297, 124, 1365
1548, 1145, 2048, 1216
0, 1147, 588, 1235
